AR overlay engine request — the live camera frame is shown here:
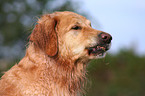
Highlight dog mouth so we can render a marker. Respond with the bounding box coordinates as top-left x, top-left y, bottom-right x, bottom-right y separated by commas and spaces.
86, 44, 110, 57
